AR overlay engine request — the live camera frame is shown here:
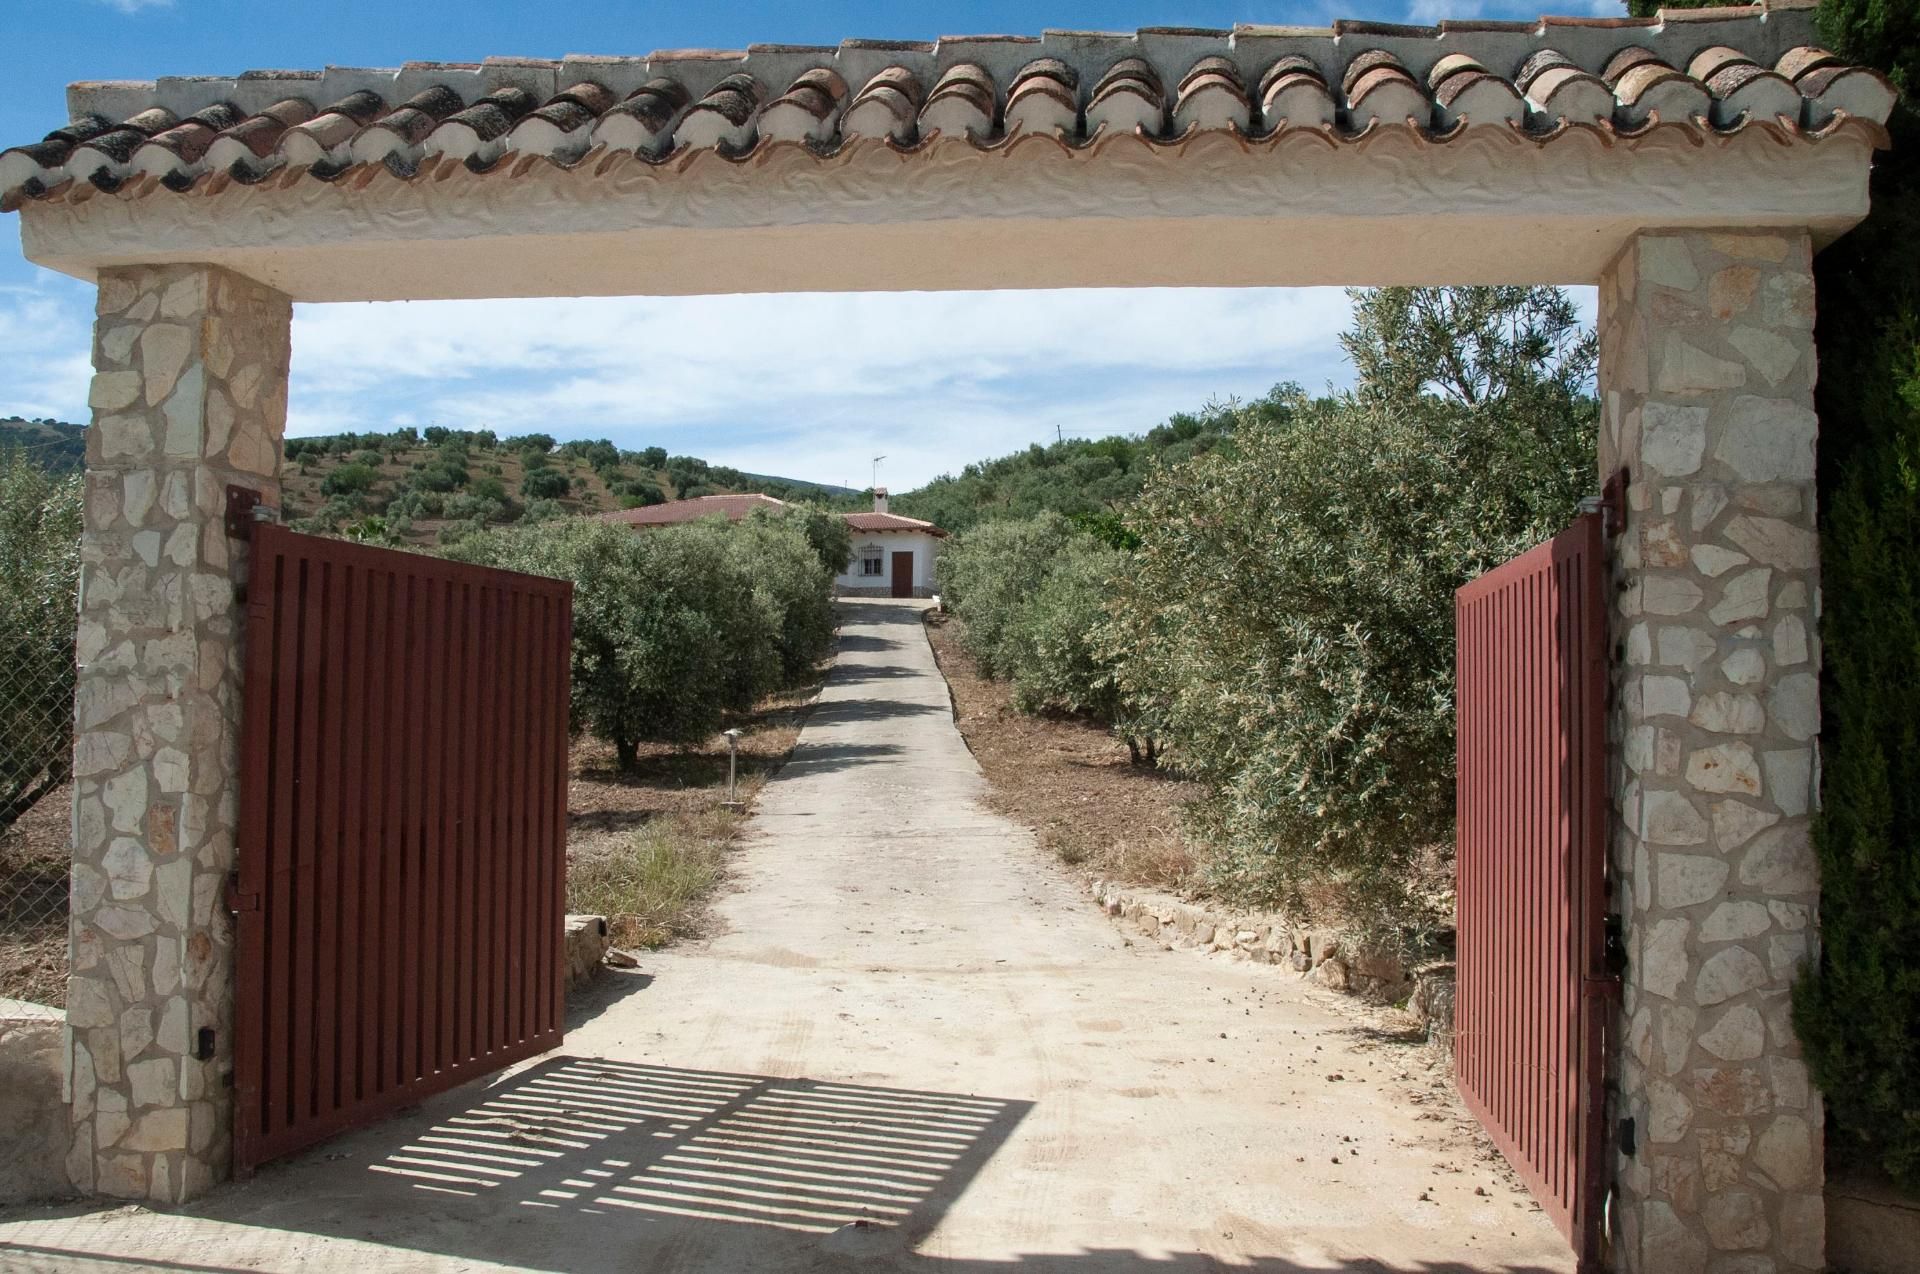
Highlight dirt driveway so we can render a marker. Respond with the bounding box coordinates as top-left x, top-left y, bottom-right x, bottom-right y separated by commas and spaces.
0, 600, 1571, 1273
